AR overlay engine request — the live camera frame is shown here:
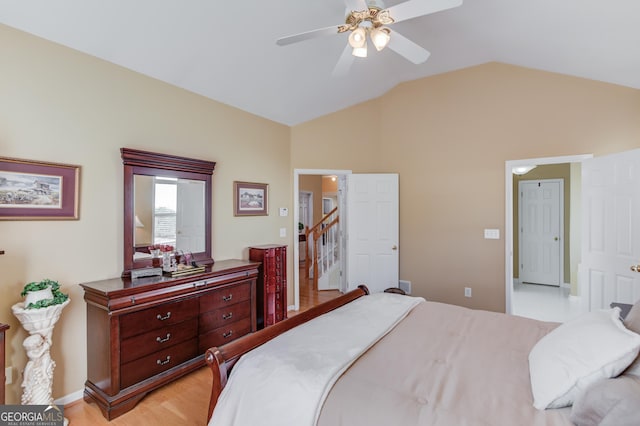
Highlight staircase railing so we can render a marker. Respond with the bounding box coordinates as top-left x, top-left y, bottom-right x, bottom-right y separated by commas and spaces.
304, 207, 339, 290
